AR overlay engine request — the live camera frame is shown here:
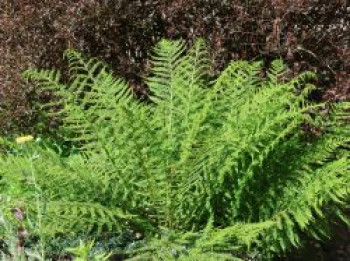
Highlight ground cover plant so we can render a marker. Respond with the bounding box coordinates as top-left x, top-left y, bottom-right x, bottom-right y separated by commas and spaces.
0, 40, 349, 260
